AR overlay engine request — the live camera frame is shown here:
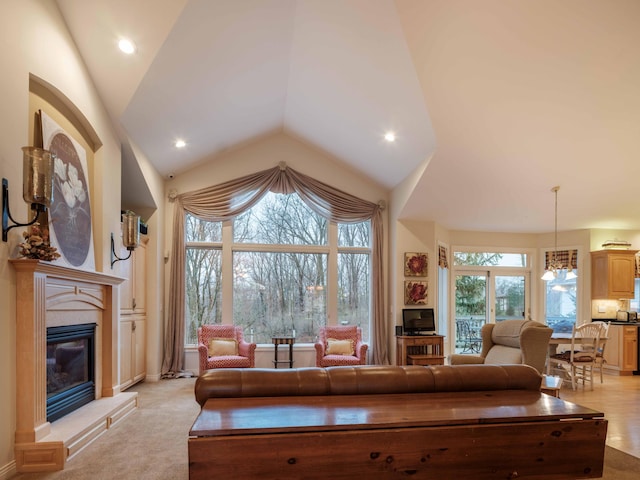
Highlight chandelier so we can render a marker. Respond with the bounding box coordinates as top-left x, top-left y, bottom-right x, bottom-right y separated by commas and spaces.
541, 186, 576, 281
